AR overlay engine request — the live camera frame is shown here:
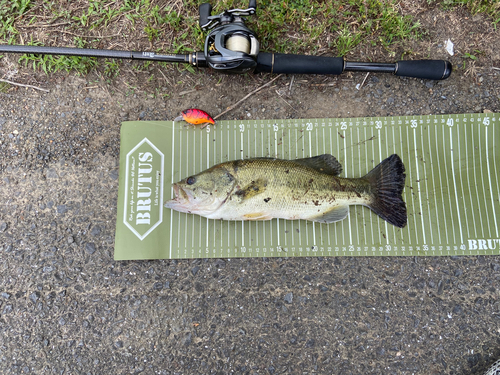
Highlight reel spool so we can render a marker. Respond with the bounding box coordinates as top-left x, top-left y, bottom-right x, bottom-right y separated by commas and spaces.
226, 33, 251, 53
